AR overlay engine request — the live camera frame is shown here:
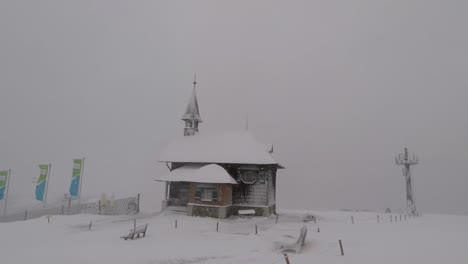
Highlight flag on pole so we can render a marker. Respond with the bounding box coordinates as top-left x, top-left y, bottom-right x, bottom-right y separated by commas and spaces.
70, 159, 83, 197
0, 171, 8, 201
36, 165, 49, 201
